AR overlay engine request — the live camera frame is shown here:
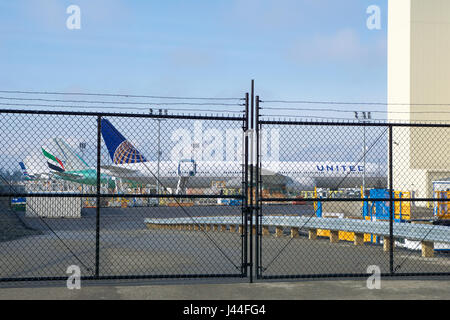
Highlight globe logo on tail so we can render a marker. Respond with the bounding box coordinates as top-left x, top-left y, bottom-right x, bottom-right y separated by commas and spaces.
113, 140, 146, 164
